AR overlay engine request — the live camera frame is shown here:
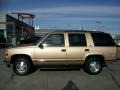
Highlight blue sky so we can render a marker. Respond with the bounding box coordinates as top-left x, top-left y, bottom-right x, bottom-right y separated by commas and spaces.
1, 0, 120, 34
